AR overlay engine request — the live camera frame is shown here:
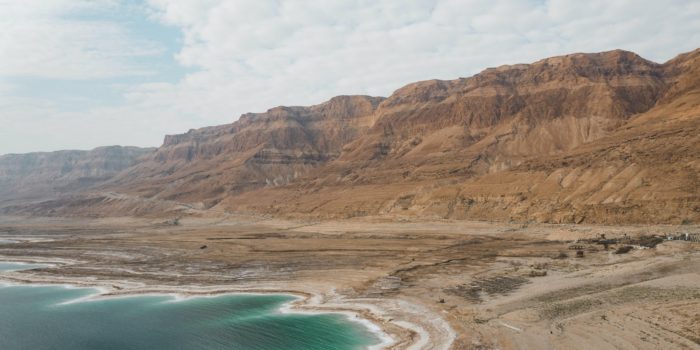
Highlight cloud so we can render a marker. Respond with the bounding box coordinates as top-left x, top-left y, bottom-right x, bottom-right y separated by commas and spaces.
2, 0, 700, 154
139, 0, 700, 121
0, 0, 162, 79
